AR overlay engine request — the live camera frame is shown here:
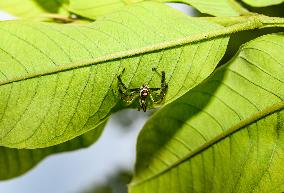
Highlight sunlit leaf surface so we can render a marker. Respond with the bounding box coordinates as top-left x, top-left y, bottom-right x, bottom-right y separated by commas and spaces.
68, 0, 143, 20
69, 0, 248, 19
0, 2, 229, 148
131, 33, 284, 193
162, 0, 248, 16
